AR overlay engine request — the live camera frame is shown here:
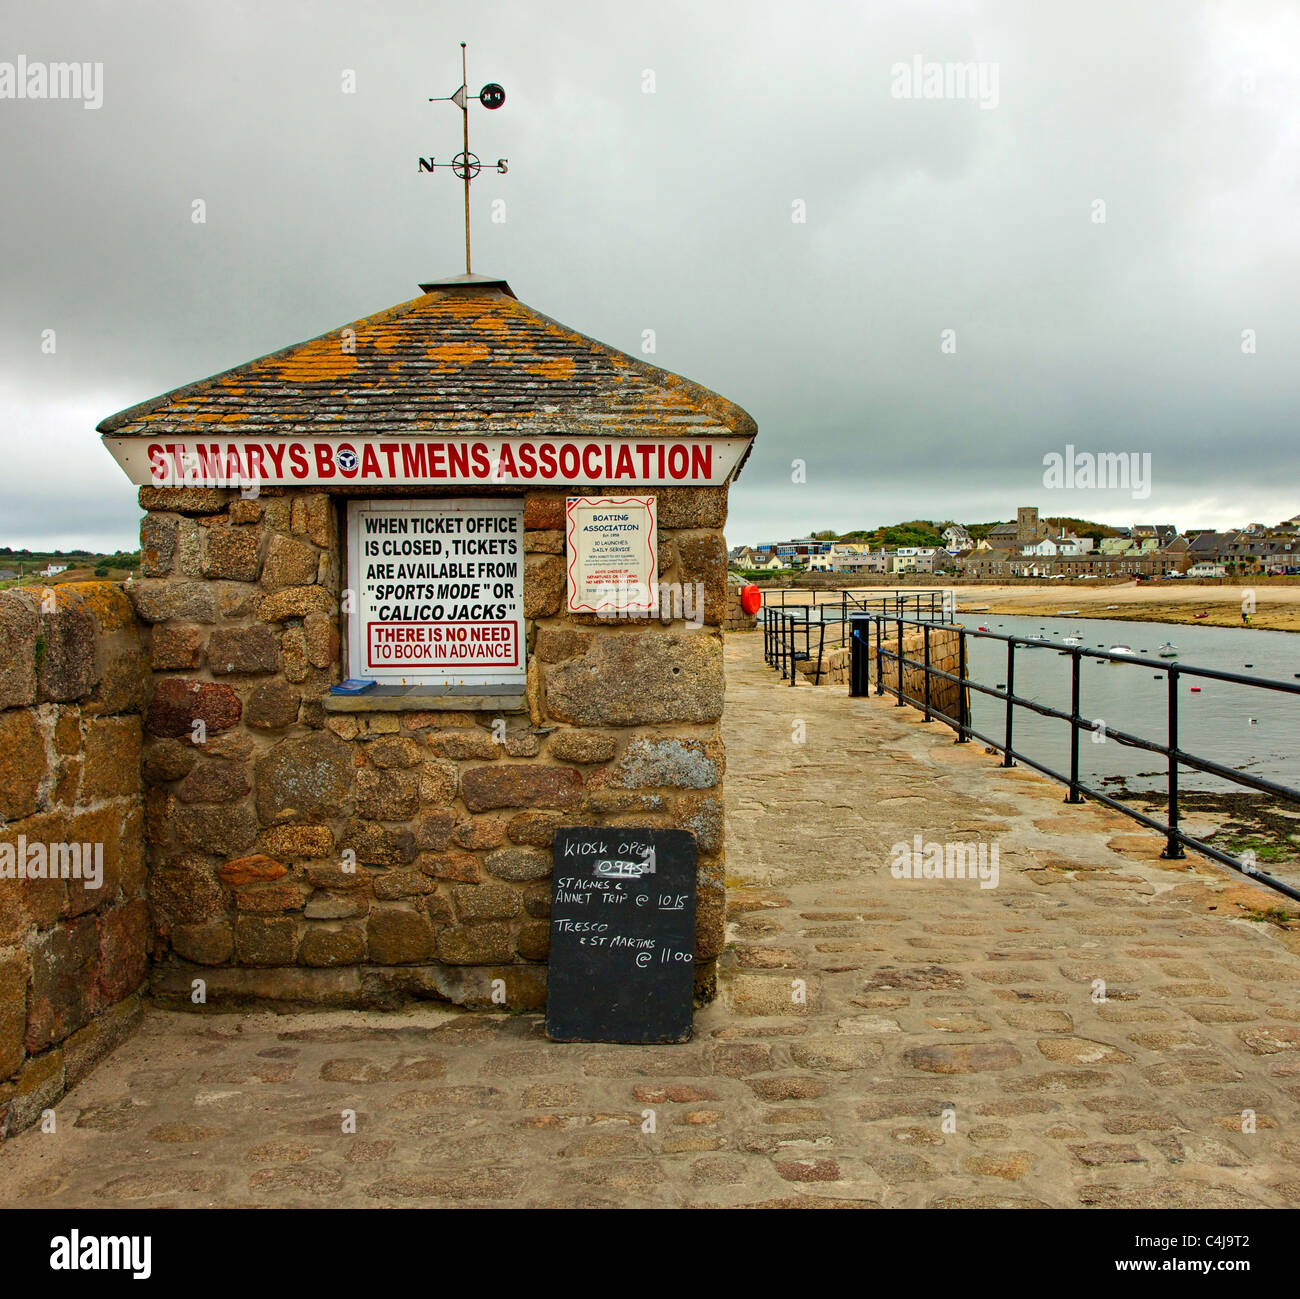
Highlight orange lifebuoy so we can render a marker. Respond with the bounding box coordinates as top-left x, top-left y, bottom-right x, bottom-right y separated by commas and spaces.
740, 584, 762, 615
